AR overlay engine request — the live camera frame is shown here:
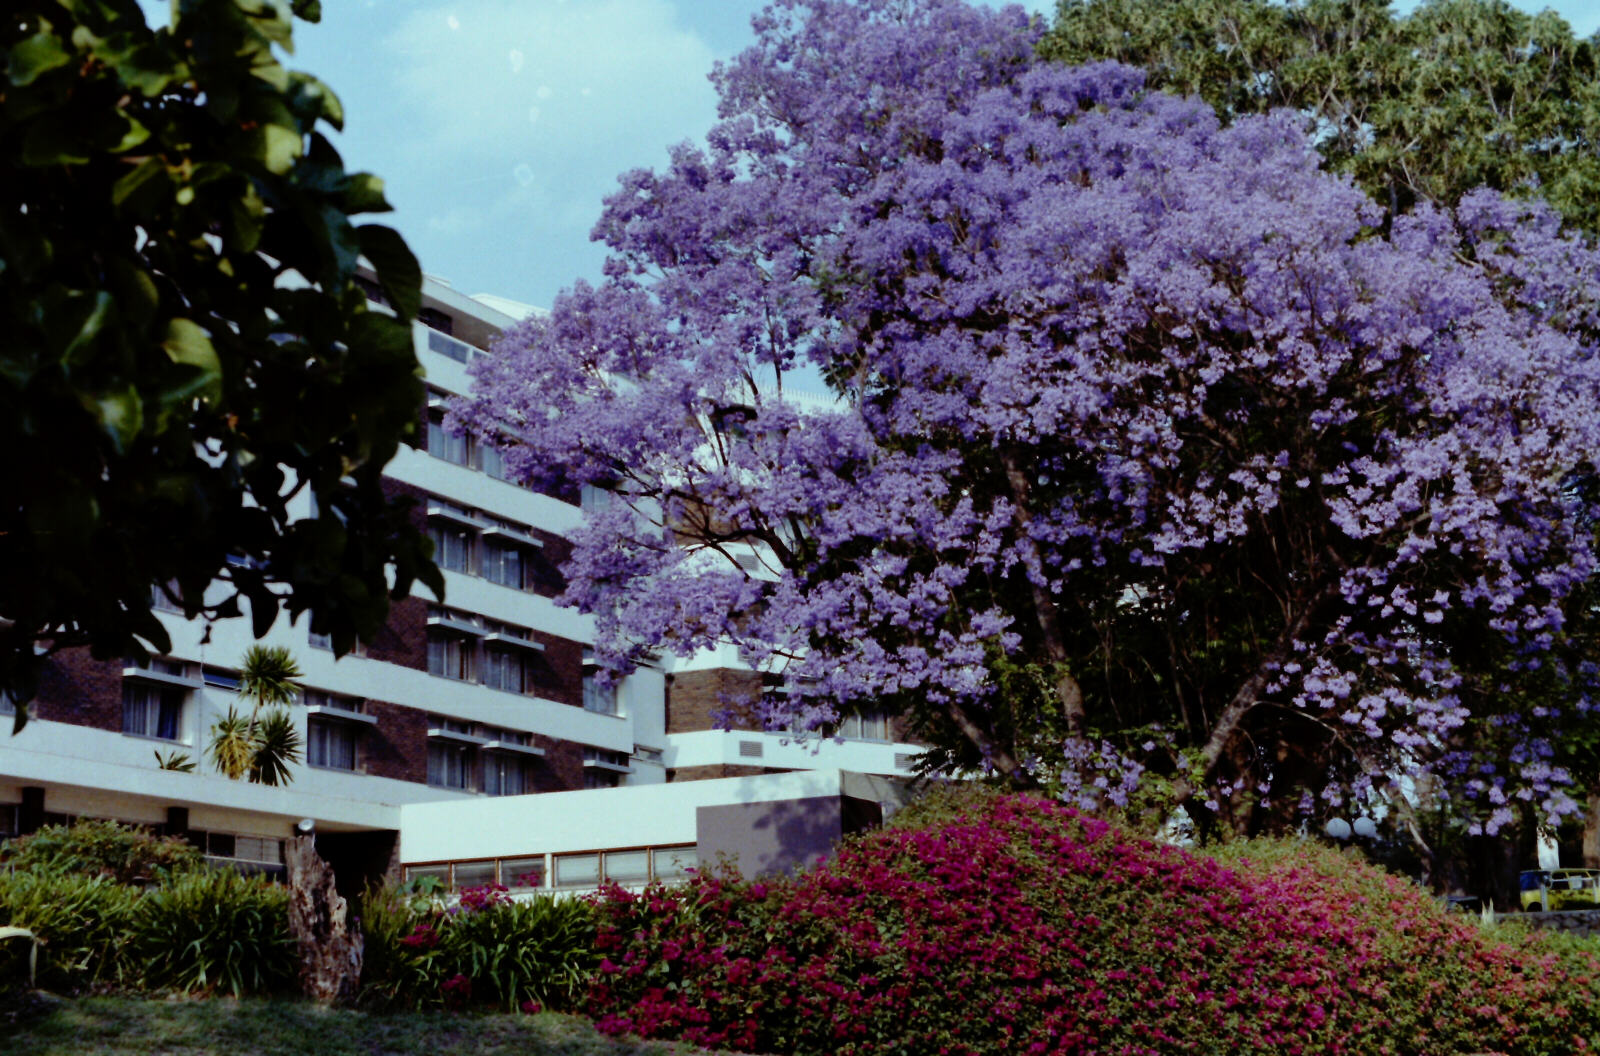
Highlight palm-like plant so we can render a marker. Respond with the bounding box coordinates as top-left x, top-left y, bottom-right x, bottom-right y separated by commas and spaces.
208, 645, 303, 784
